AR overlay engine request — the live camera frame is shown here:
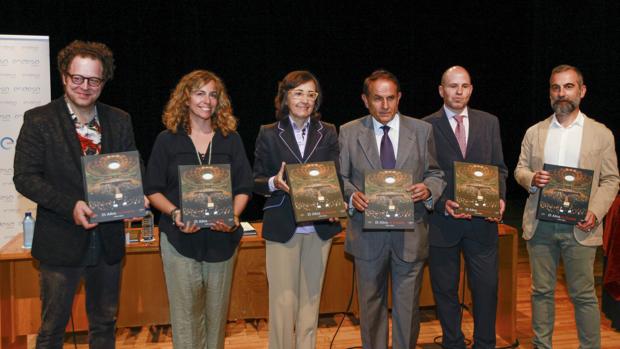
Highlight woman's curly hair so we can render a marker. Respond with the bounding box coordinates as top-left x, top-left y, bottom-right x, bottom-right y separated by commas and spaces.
162, 70, 237, 136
